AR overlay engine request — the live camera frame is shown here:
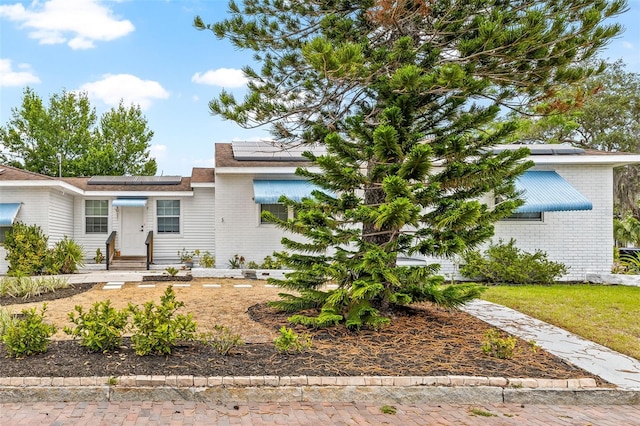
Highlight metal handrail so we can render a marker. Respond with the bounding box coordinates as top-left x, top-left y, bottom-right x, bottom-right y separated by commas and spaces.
145, 231, 154, 270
